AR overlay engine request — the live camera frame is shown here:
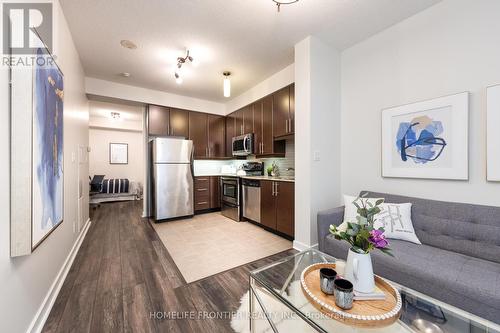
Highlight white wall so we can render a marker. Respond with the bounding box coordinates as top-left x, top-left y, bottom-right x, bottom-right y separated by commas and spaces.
294, 36, 341, 249
89, 128, 145, 184
86, 77, 225, 115
341, 0, 500, 206
0, 1, 89, 332
225, 64, 294, 113
89, 100, 144, 131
